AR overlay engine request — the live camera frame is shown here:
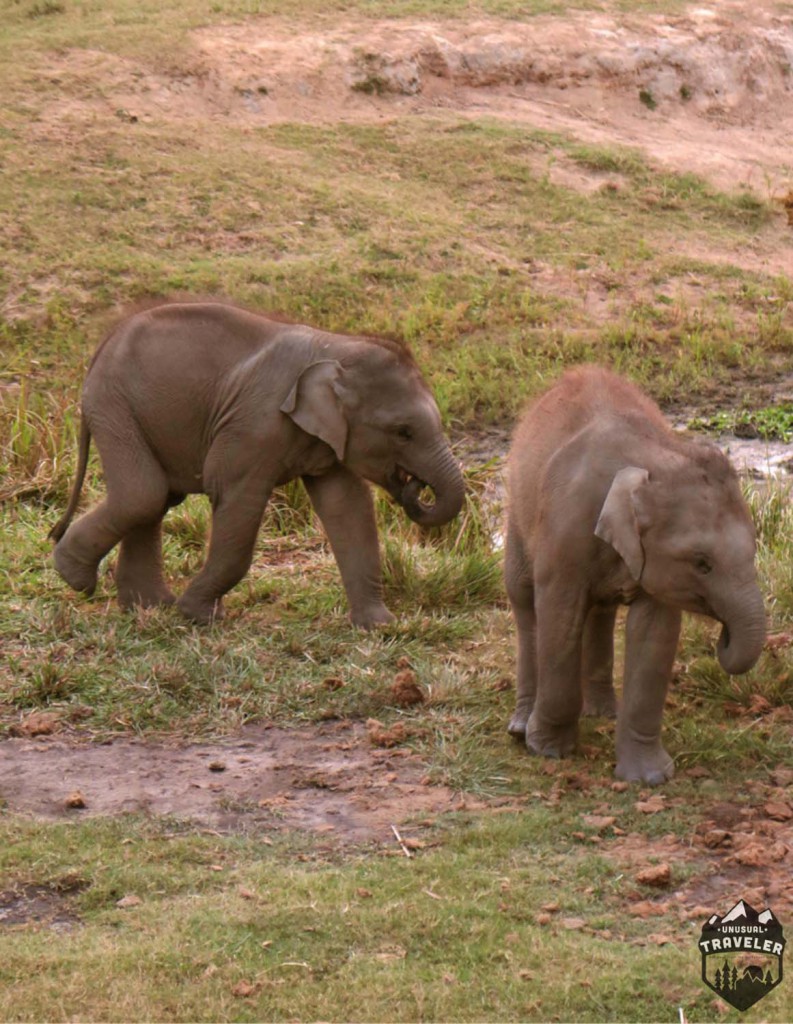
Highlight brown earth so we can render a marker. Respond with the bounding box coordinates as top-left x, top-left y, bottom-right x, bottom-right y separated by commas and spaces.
31, 2, 793, 300
41, 3, 793, 203
0, 721, 464, 840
